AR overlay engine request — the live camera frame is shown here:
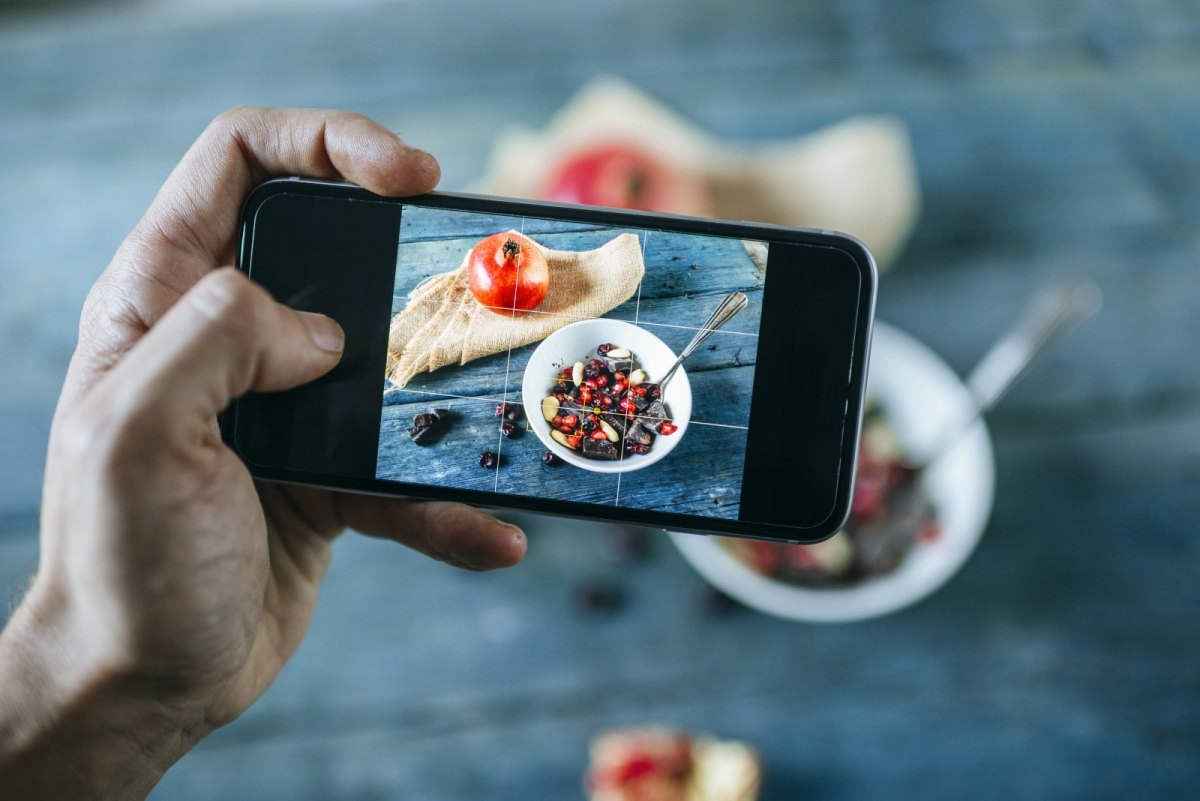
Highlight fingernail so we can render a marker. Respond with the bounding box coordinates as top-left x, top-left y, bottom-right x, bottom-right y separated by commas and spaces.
299, 311, 345, 353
